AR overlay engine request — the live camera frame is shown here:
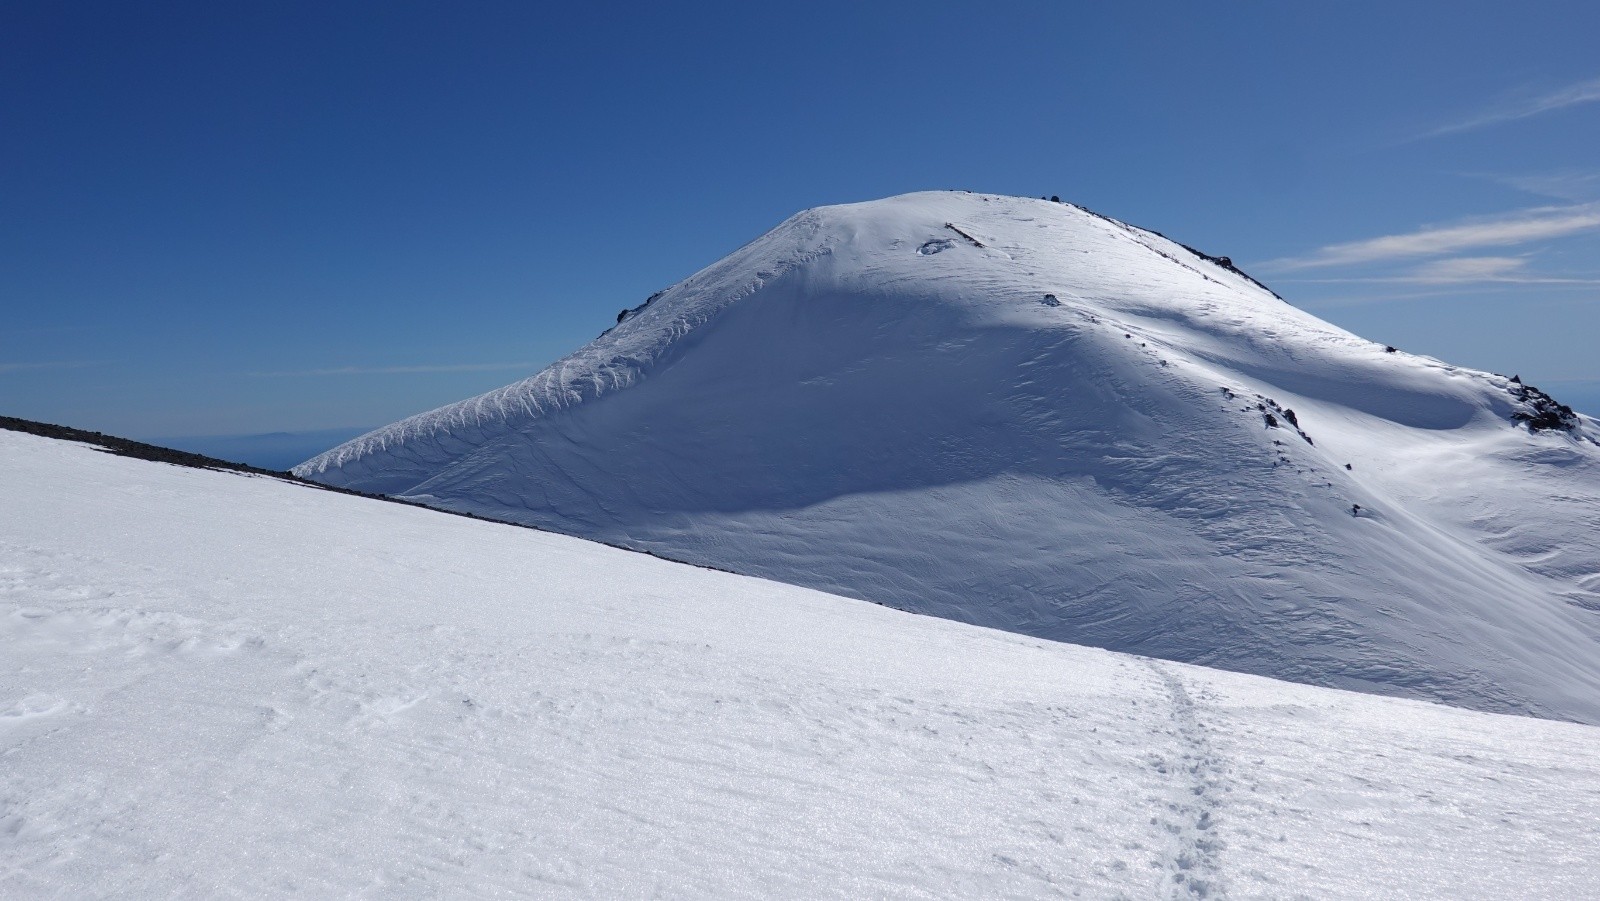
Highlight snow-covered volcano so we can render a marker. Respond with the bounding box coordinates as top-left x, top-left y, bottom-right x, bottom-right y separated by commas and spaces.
297, 192, 1600, 723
